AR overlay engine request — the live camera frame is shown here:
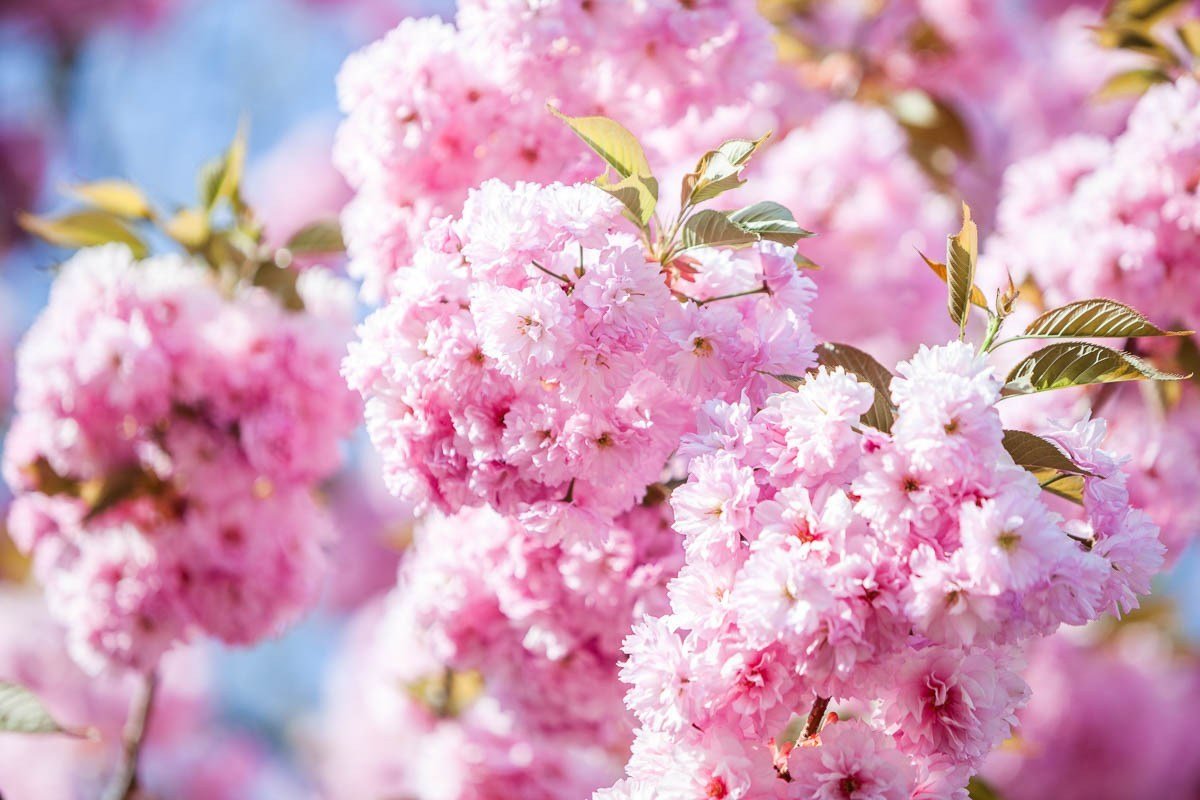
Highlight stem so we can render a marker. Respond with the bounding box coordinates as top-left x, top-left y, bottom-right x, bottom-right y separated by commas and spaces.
530, 259, 572, 285
103, 671, 158, 800
801, 695, 831, 740
696, 283, 769, 307
979, 313, 1003, 354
